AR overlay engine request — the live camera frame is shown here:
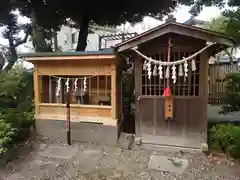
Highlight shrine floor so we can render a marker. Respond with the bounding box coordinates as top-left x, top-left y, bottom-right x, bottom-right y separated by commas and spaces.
1, 136, 240, 180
